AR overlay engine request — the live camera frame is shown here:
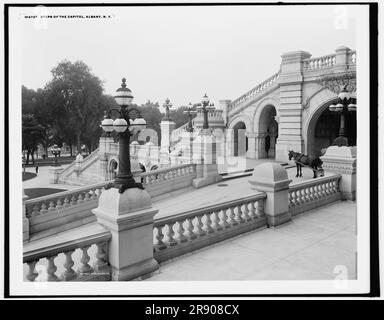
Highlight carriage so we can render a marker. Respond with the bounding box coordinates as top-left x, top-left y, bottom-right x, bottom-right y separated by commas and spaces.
288, 150, 324, 179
